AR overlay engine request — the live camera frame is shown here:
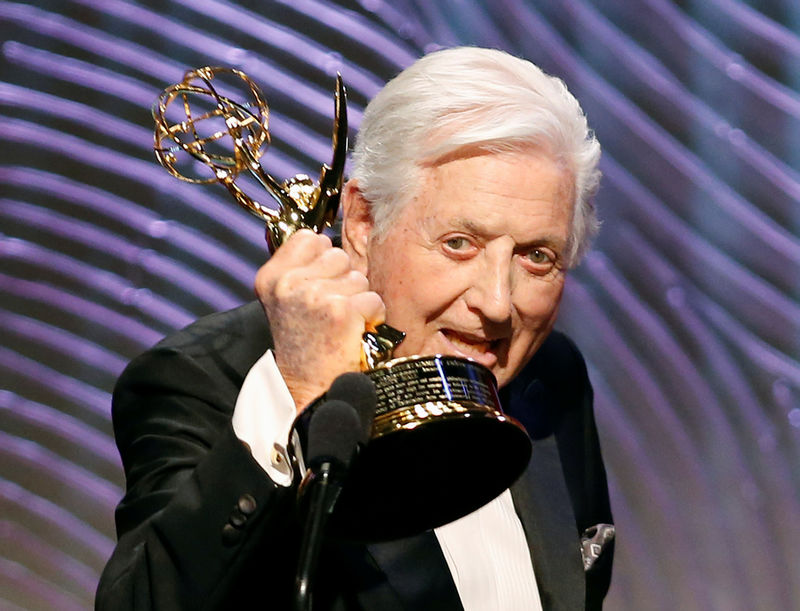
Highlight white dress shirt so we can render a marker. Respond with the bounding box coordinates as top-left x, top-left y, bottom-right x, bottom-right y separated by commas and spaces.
232, 351, 543, 610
